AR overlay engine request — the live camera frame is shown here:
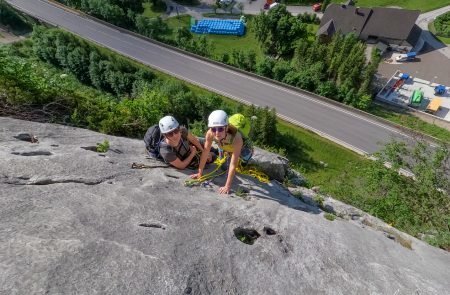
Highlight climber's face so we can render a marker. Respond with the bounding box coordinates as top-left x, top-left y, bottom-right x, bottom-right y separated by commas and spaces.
211, 126, 226, 140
